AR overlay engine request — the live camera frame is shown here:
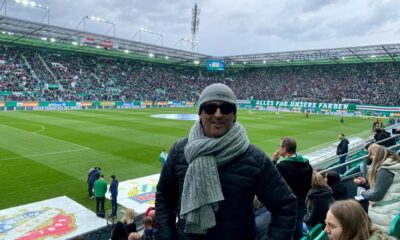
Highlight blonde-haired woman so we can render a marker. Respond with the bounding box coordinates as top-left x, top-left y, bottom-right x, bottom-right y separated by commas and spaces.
359, 146, 400, 233
304, 171, 334, 230
325, 199, 387, 240
112, 208, 139, 240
